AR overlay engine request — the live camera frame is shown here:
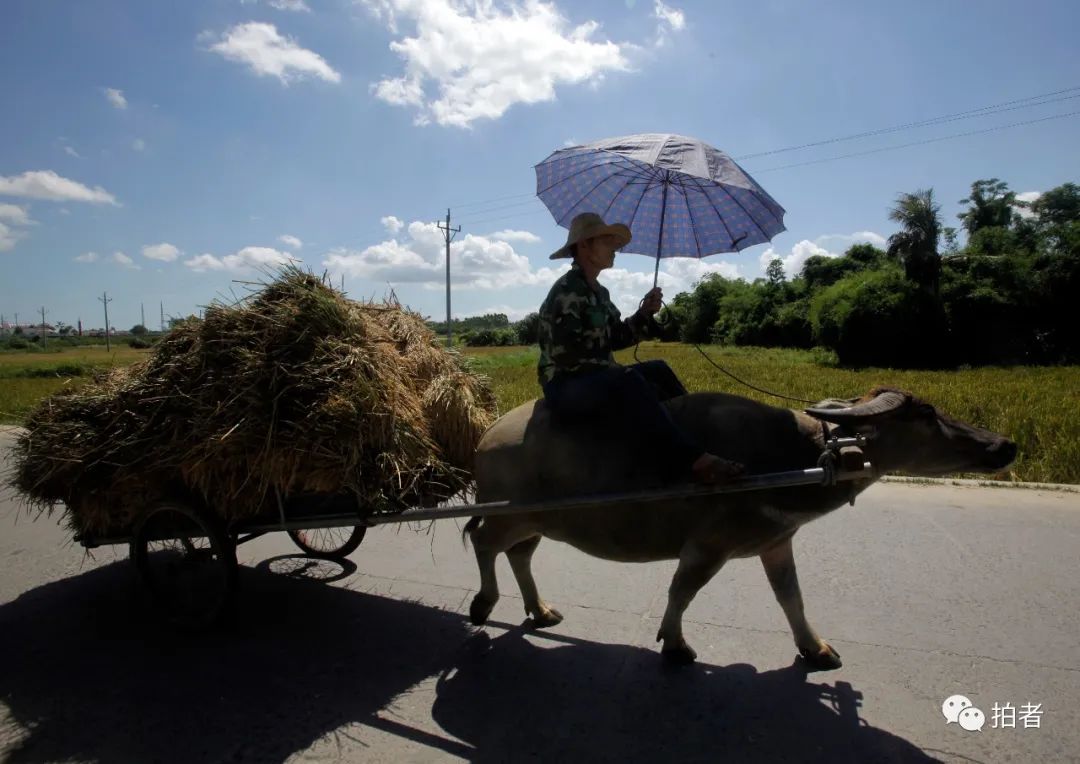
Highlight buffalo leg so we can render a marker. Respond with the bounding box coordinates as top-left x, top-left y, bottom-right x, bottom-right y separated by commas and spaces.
759, 537, 842, 670
467, 517, 541, 626
656, 541, 726, 664
506, 535, 563, 628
